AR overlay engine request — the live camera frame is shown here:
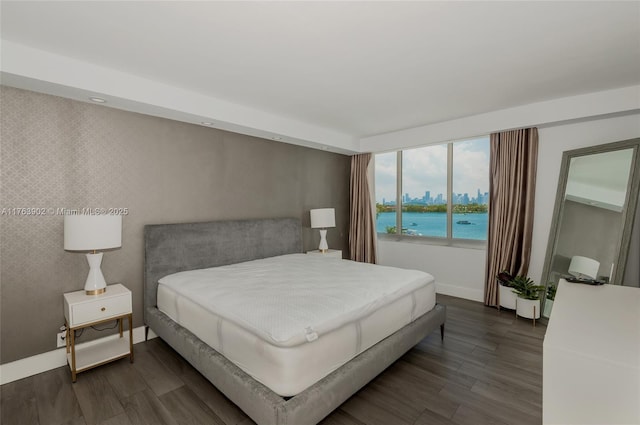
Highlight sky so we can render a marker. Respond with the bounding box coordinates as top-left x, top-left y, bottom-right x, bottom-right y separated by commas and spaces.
375, 137, 490, 203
